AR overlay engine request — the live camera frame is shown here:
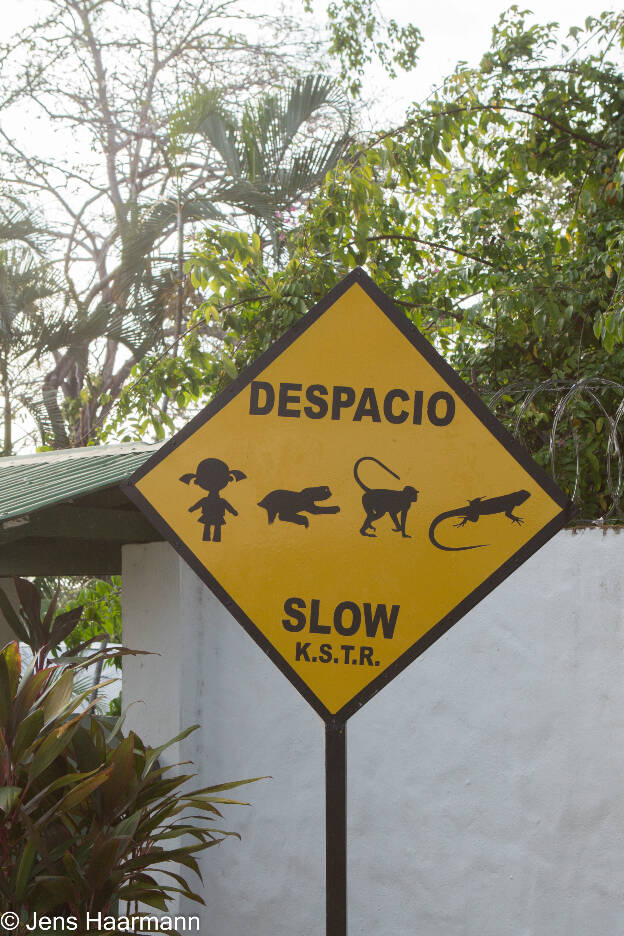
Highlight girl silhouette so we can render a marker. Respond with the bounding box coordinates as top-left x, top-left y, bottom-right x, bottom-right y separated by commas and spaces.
180, 458, 246, 542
